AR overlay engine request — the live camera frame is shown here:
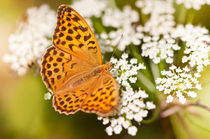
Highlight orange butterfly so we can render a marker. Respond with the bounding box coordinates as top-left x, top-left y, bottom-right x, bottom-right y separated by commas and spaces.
41, 5, 119, 116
